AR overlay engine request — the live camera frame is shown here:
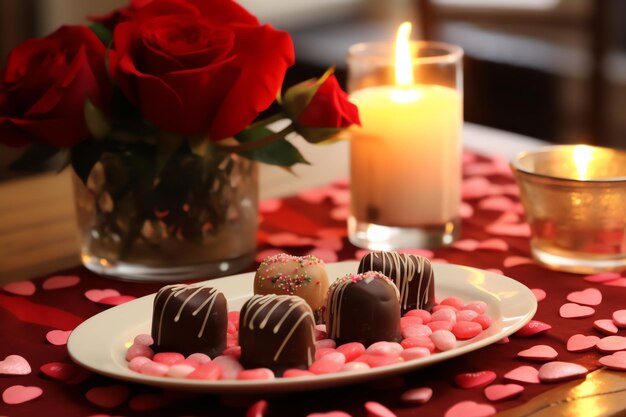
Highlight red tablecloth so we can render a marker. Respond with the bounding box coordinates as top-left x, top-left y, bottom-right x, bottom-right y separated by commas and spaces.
1, 151, 624, 417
